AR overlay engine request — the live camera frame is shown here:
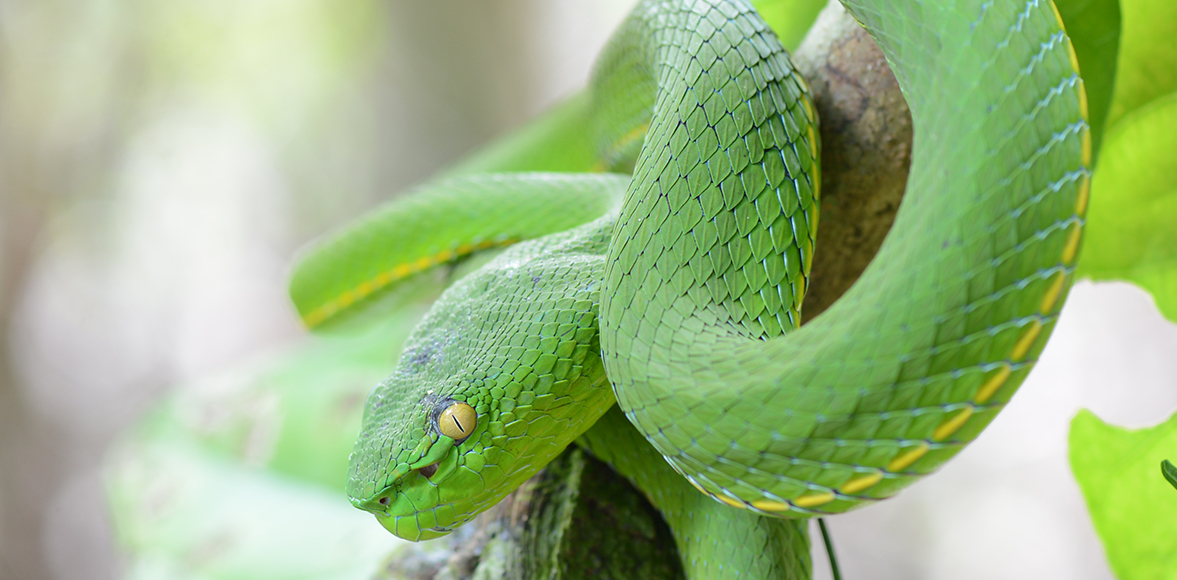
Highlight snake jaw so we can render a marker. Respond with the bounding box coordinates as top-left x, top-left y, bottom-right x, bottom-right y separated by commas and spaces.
358, 468, 481, 542
376, 509, 465, 542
